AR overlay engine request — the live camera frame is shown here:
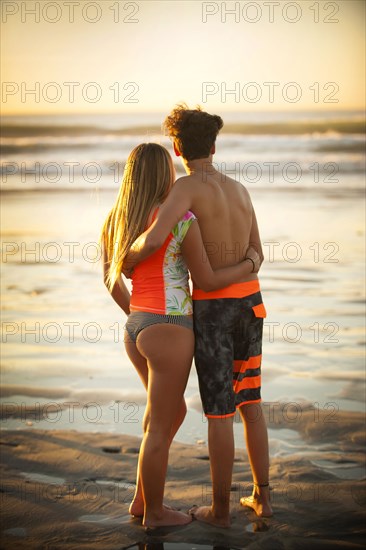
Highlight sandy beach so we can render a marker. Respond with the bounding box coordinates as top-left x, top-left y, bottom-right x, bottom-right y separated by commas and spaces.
1, 113, 365, 548
1, 402, 365, 549
1, 186, 365, 549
